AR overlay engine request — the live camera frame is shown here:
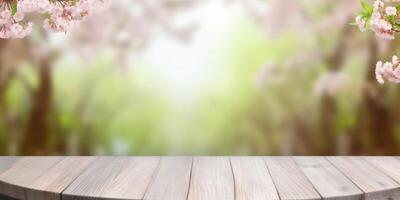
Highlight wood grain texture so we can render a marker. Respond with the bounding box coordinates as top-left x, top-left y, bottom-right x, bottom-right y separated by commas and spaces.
187, 157, 234, 200
231, 157, 279, 200
62, 157, 160, 200
264, 157, 321, 200
0, 157, 63, 200
327, 156, 400, 200
143, 157, 192, 200
364, 157, 400, 184
295, 157, 363, 200
0, 157, 20, 199
0, 157, 19, 175
25, 157, 97, 200
2, 156, 400, 200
